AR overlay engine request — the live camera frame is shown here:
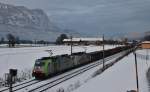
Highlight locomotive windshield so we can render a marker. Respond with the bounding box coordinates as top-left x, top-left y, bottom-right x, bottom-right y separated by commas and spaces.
35, 59, 45, 66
